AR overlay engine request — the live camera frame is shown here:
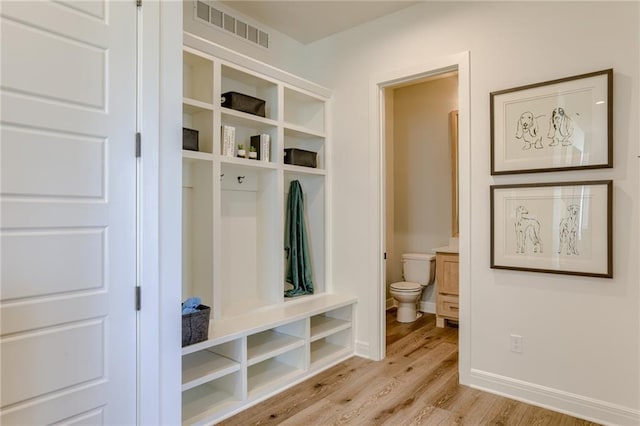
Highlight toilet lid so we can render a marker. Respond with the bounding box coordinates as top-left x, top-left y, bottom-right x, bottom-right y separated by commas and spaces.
390, 281, 421, 291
